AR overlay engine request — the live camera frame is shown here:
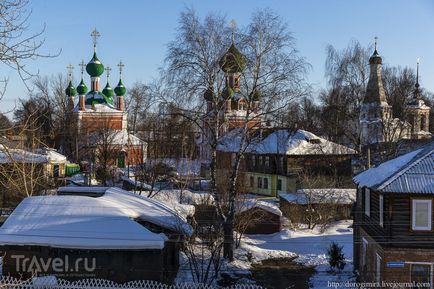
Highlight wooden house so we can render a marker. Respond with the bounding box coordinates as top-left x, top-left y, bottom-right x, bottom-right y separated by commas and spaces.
0, 187, 192, 283
353, 141, 434, 286
217, 129, 357, 197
